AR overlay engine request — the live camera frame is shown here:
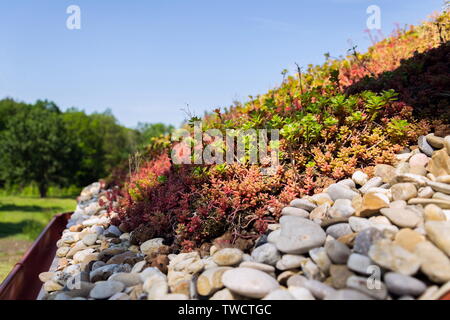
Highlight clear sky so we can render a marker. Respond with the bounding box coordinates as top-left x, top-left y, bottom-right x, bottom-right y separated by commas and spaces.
0, 0, 445, 127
